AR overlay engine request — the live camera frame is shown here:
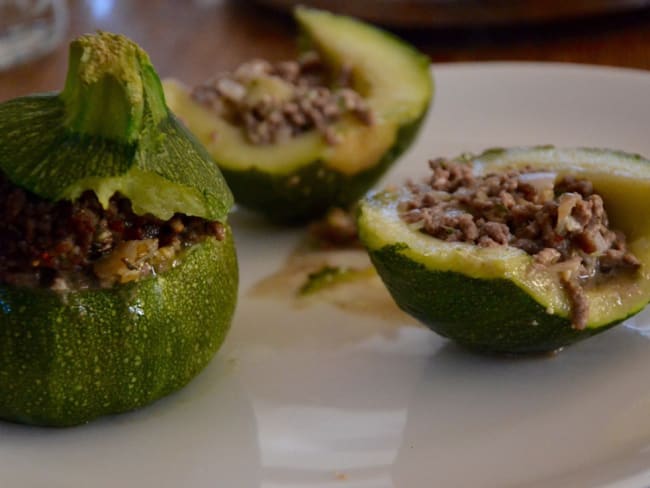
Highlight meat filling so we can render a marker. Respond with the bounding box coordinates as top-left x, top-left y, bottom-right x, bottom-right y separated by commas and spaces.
399, 159, 641, 330
191, 51, 374, 146
0, 172, 225, 290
